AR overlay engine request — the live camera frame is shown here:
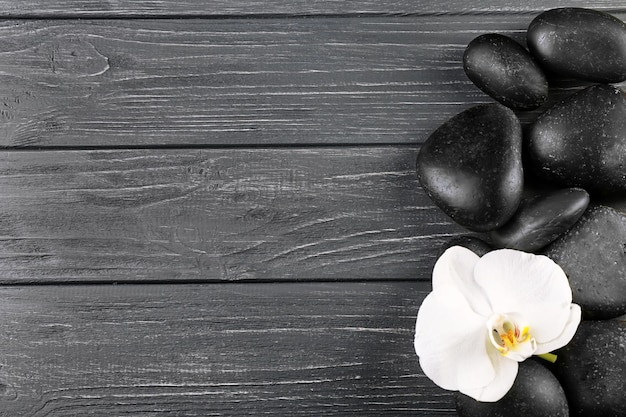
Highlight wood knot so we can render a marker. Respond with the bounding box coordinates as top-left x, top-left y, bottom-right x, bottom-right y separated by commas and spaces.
38, 37, 110, 77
